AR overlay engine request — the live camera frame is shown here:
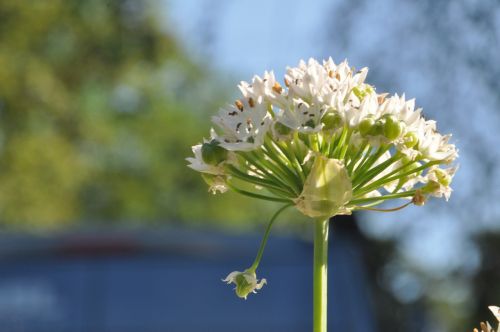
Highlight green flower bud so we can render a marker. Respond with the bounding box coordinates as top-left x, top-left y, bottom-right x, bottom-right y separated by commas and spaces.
201, 140, 227, 165
274, 122, 292, 136
369, 119, 385, 136
295, 155, 352, 218
321, 112, 343, 131
383, 115, 403, 140
359, 117, 375, 136
404, 132, 419, 148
